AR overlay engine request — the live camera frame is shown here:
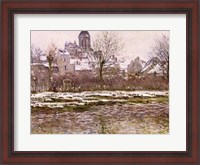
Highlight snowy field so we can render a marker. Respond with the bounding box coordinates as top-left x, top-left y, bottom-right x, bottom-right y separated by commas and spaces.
31, 91, 169, 134
31, 90, 168, 108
